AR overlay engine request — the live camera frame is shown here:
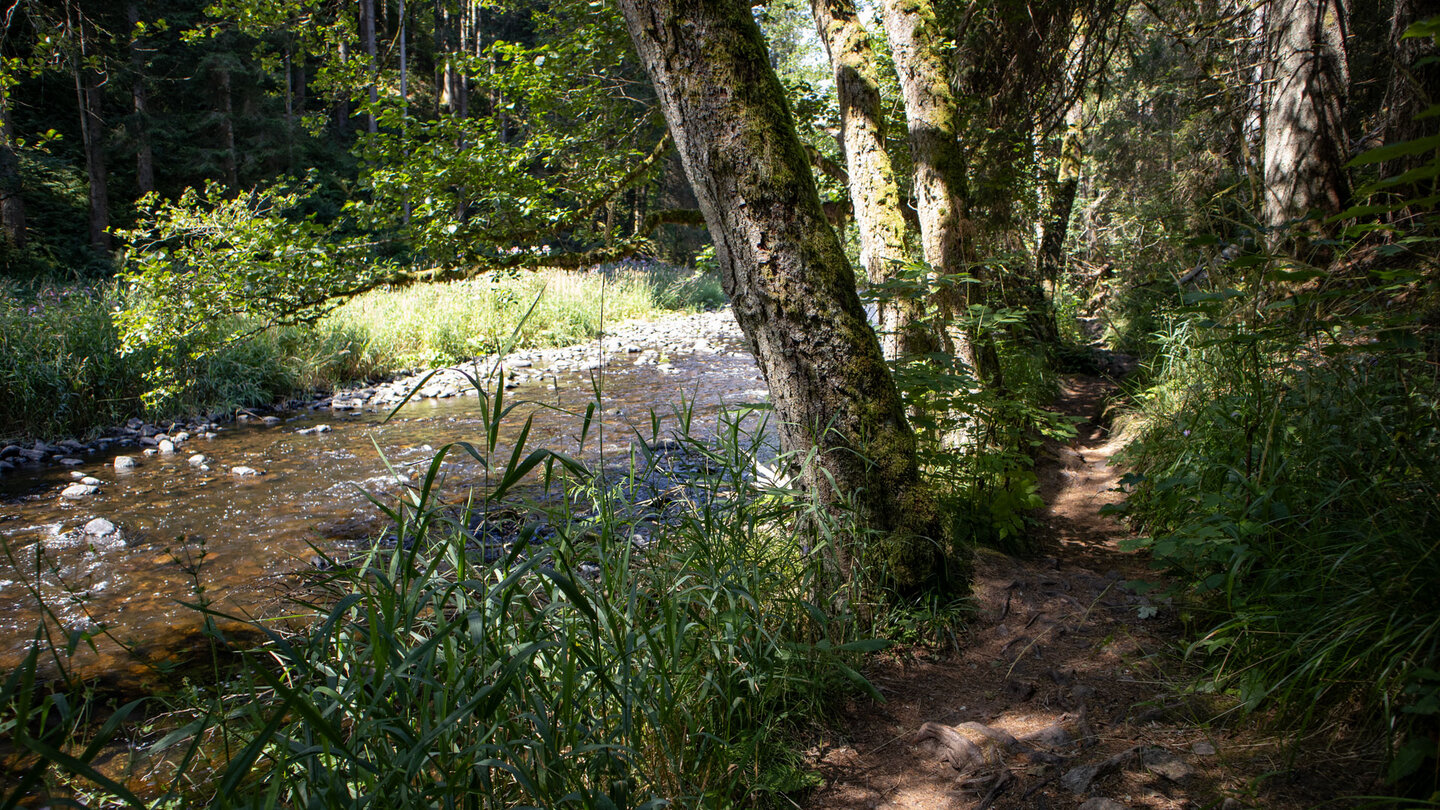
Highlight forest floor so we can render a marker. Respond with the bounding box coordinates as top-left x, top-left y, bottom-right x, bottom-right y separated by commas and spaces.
802, 374, 1384, 810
